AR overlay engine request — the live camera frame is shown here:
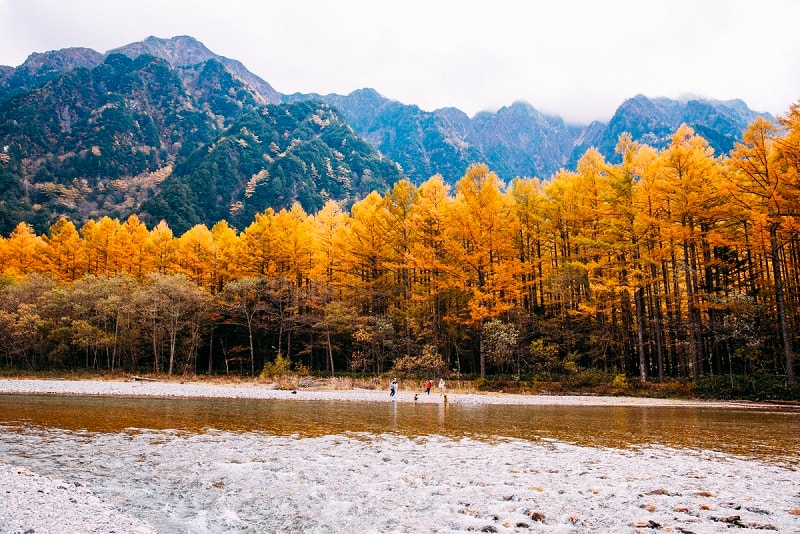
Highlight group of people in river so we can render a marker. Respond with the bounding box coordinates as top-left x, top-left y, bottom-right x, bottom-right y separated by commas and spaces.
390, 377, 446, 401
